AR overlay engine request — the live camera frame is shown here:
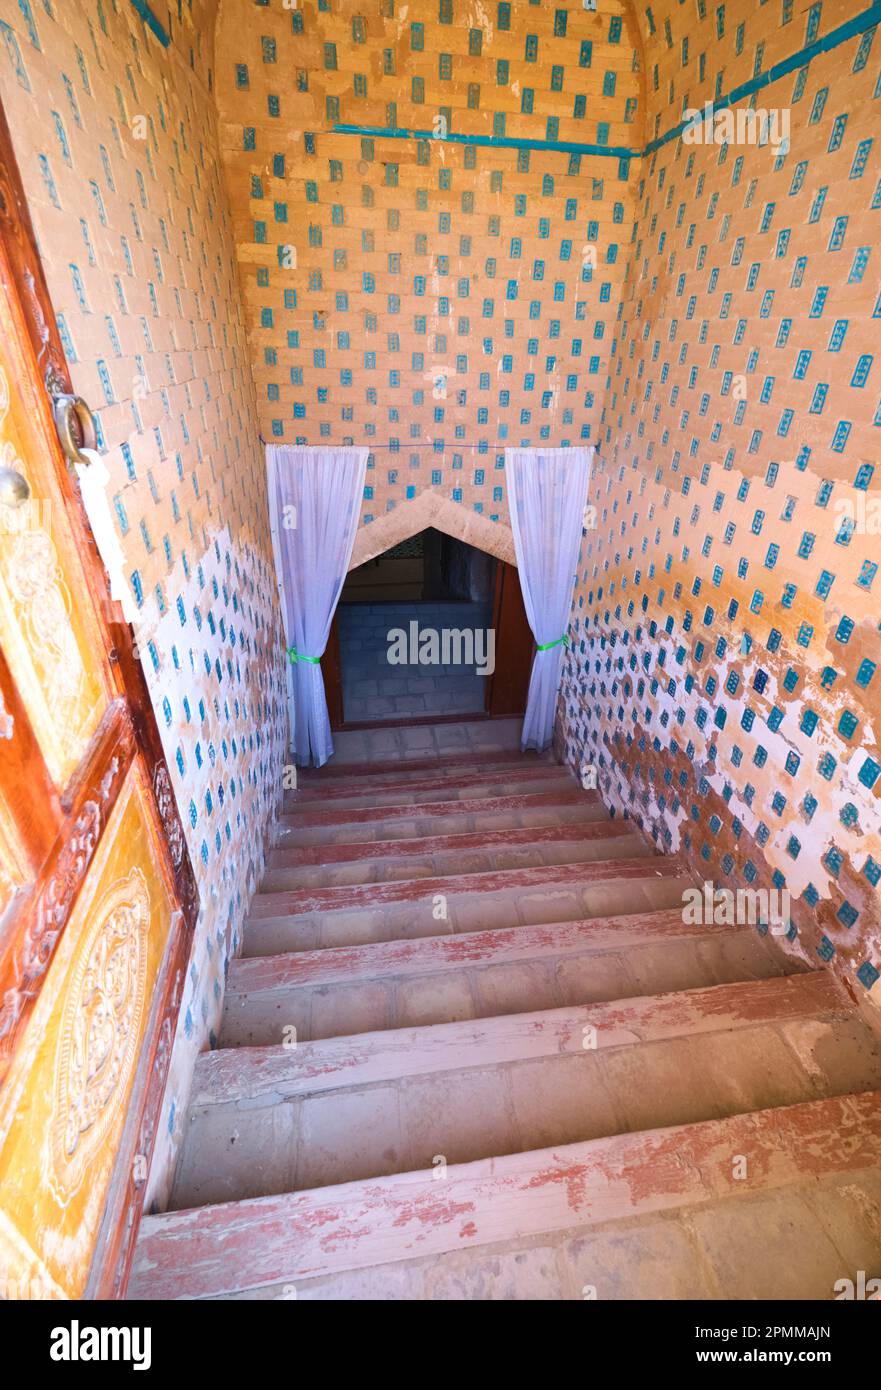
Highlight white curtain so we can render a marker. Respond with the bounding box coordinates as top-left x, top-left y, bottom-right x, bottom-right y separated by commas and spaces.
505, 446, 594, 753
266, 445, 368, 767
